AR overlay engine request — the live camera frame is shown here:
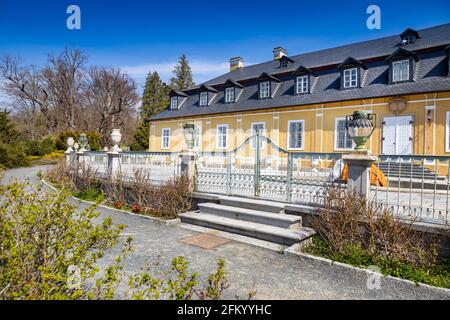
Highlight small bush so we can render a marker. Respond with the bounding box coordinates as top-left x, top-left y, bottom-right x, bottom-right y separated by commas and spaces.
55, 131, 101, 151
73, 188, 105, 202
24, 137, 56, 156
309, 188, 447, 272
0, 141, 29, 168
